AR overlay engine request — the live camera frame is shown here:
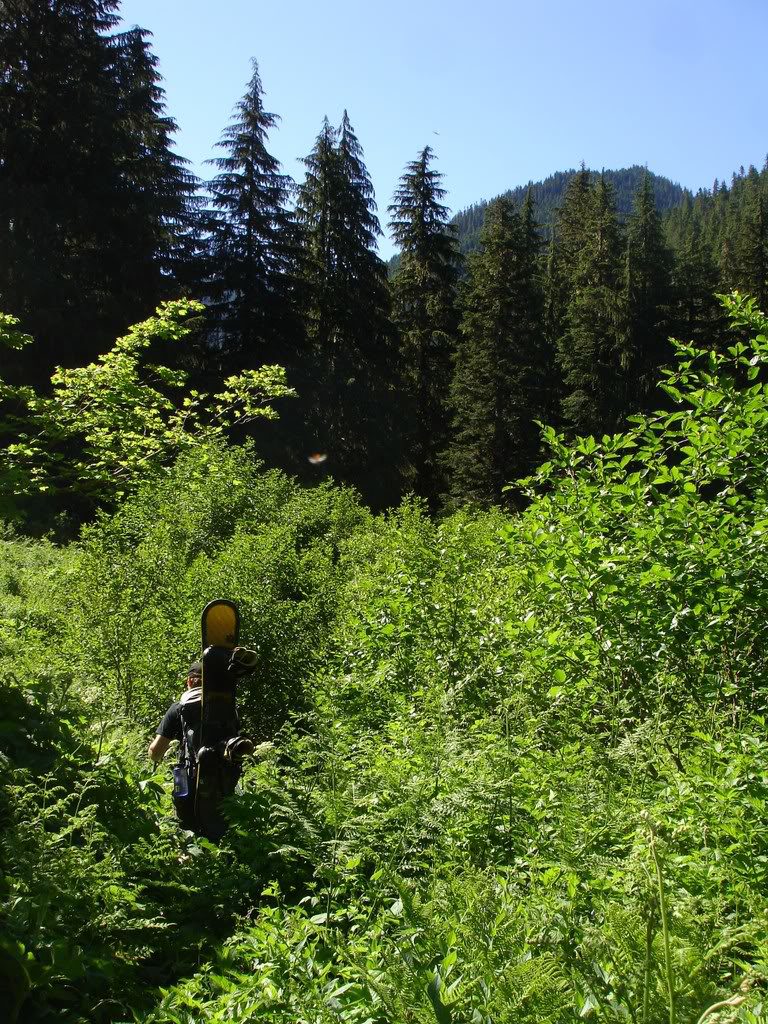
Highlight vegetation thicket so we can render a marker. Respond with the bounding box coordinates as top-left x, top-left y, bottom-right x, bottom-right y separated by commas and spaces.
2, 293, 768, 1023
